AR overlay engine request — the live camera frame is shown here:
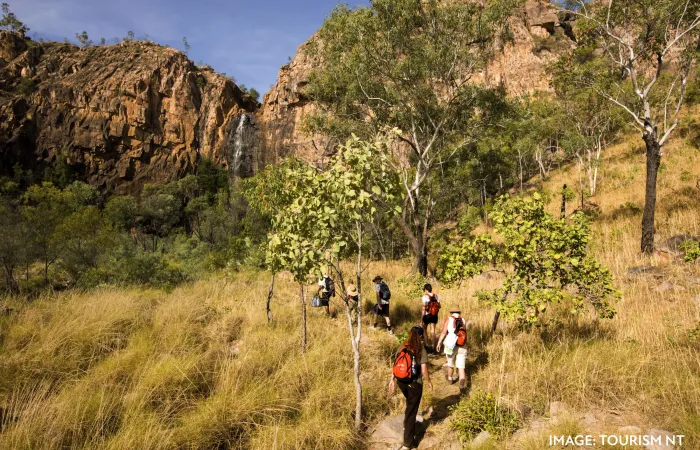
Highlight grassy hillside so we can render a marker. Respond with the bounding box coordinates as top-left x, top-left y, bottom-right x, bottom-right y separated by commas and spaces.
1, 124, 698, 449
